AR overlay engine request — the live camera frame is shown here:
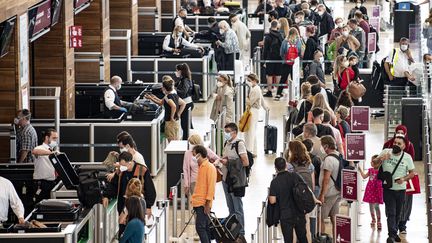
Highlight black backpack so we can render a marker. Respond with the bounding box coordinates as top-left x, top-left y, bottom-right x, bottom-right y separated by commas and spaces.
191, 80, 201, 102
326, 154, 353, 191
267, 34, 282, 60
292, 172, 316, 214
371, 60, 384, 91
228, 140, 254, 180
325, 88, 337, 110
